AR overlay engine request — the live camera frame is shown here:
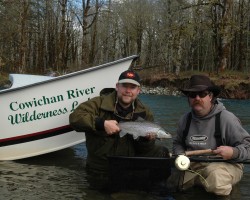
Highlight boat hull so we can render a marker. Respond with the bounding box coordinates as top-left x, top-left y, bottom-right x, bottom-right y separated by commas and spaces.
0, 55, 138, 160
